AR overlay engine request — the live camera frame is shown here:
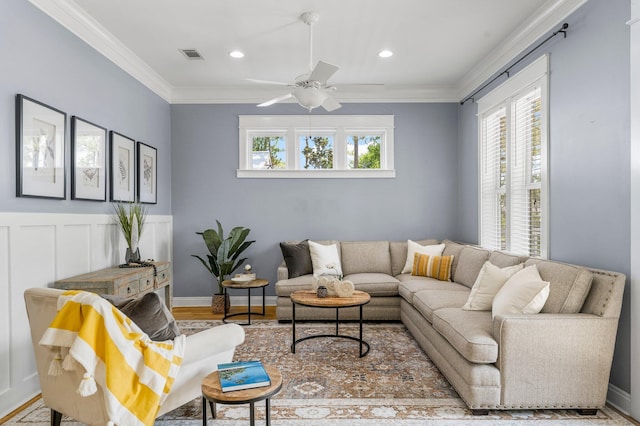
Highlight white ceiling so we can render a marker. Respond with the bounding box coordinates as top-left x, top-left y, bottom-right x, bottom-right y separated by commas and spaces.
30, 0, 586, 104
